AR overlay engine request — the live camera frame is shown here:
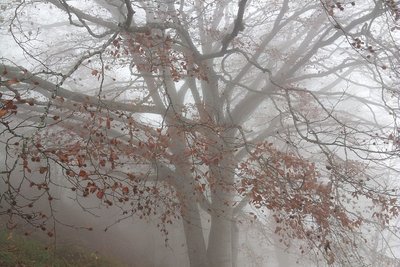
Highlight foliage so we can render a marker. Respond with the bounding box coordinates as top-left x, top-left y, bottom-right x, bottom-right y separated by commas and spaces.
1, 0, 400, 266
